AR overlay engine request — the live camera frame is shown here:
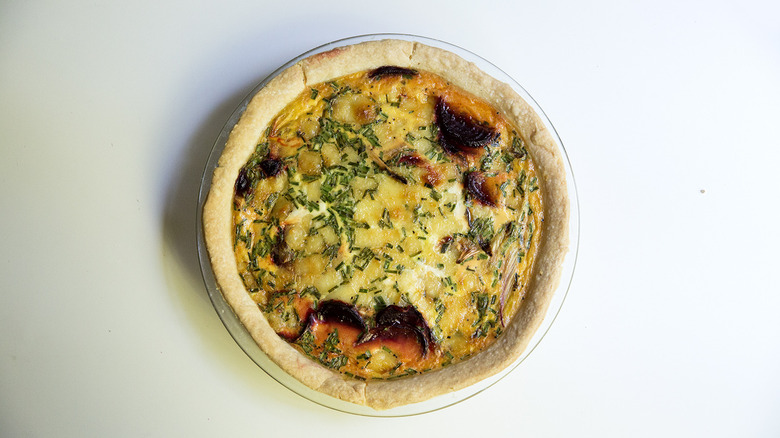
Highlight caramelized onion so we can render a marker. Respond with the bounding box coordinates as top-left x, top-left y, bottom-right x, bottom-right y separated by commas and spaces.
361, 305, 434, 356
435, 98, 498, 155
377, 305, 434, 354
368, 66, 418, 79
498, 245, 520, 326
235, 167, 251, 197
464, 171, 498, 206
271, 230, 296, 266
456, 238, 481, 263
259, 158, 283, 178
314, 300, 366, 333
368, 148, 408, 184
235, 157, 284, 198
